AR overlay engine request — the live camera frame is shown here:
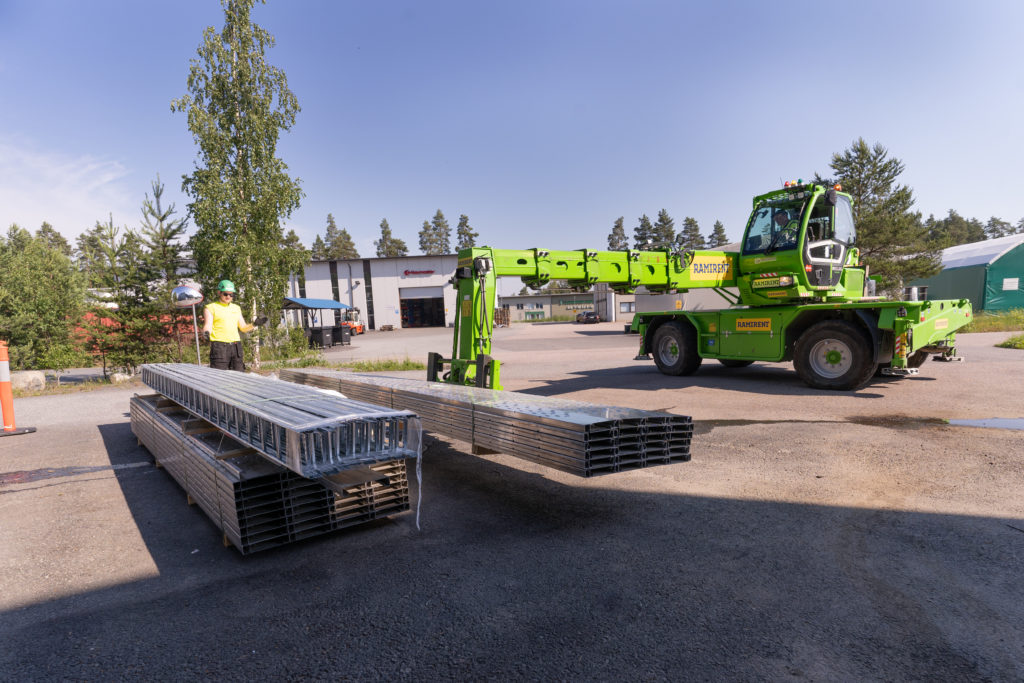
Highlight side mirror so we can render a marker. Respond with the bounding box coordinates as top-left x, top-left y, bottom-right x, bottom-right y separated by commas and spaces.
825, 189, 838, 206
